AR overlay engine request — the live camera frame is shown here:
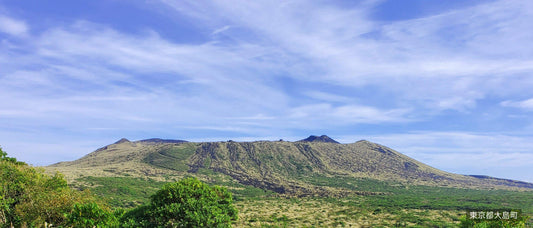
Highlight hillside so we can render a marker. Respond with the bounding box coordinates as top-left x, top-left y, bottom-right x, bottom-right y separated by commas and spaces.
47, 136, 533, 196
